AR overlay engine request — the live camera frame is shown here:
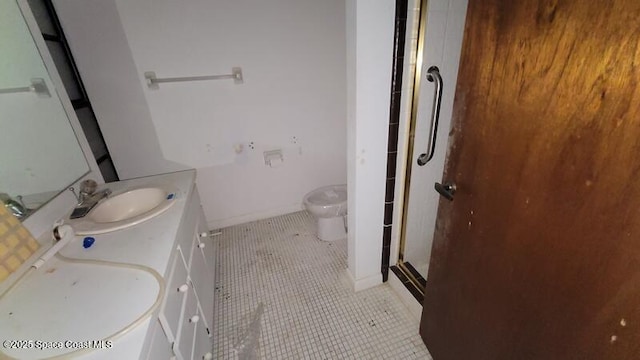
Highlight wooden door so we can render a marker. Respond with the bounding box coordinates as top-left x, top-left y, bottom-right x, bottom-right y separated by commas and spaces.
420, 0, 640, 359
